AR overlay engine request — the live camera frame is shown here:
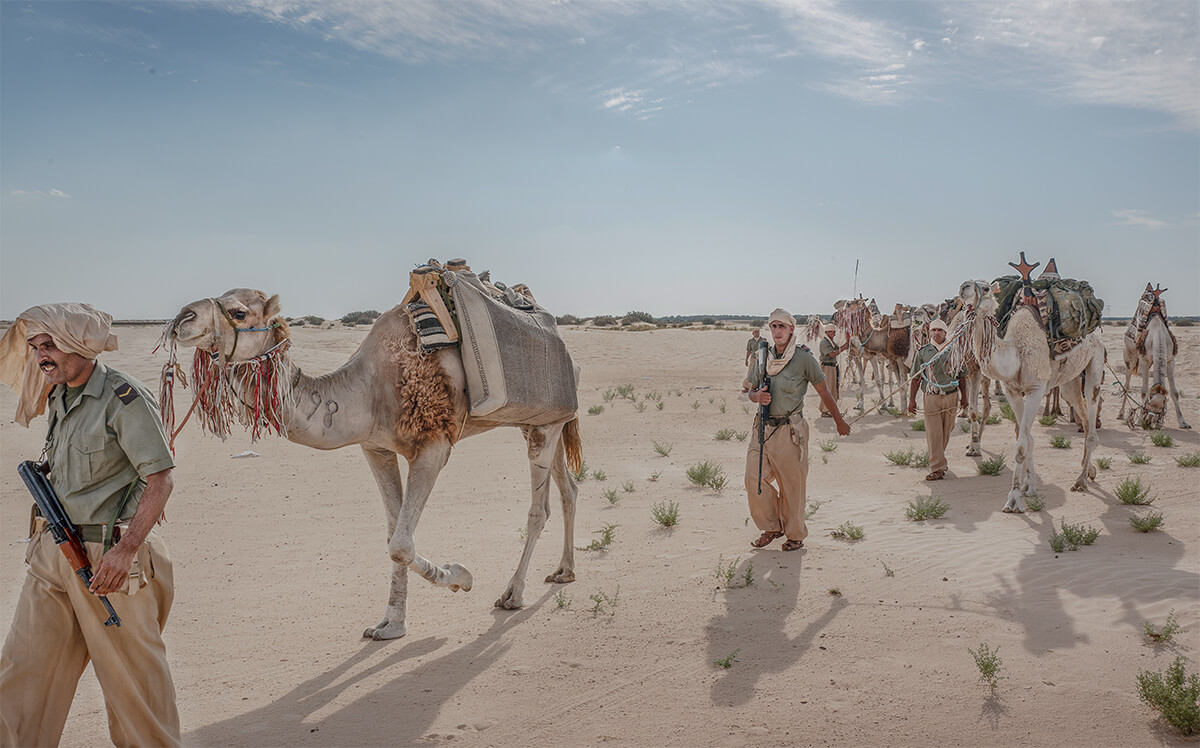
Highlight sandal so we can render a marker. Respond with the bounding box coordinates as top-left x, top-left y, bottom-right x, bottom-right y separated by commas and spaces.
751, 531, 782, 548
781, 539, 804, 551
924, 470, 945, 481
